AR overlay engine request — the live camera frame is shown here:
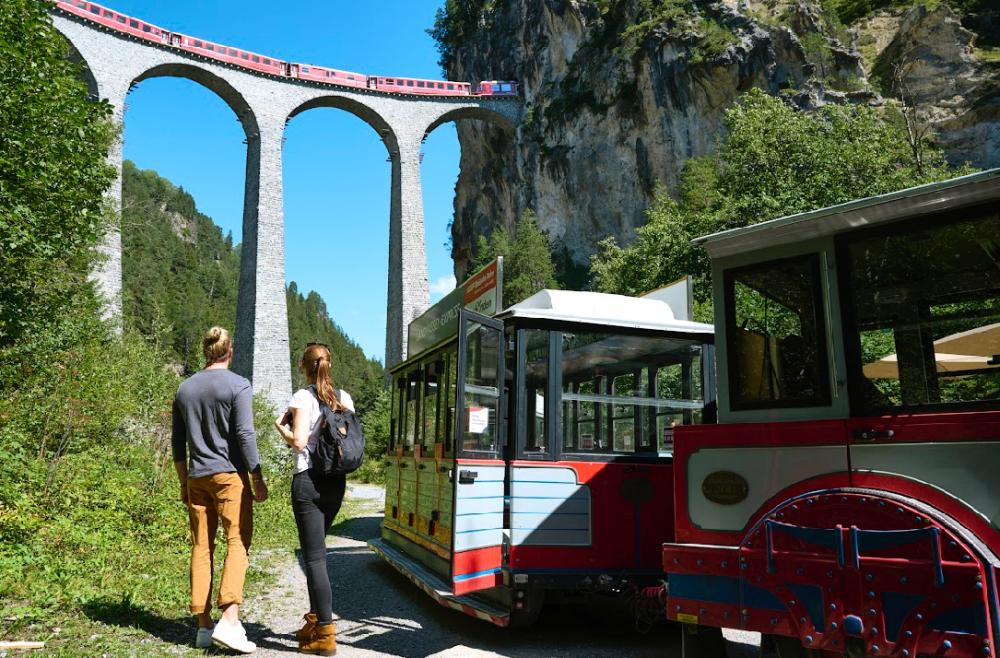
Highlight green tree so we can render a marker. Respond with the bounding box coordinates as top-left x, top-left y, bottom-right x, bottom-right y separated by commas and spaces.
0, 0, 116, 366
591, 88, 971, 302
472, 210, 560, 306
